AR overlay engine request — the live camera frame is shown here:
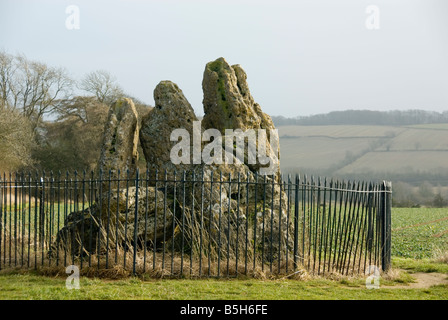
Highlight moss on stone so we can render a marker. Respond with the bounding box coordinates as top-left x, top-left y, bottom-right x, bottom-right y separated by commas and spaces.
114, 98, 124, 112
206, 58, 234, 131
208, 57, 225, 73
